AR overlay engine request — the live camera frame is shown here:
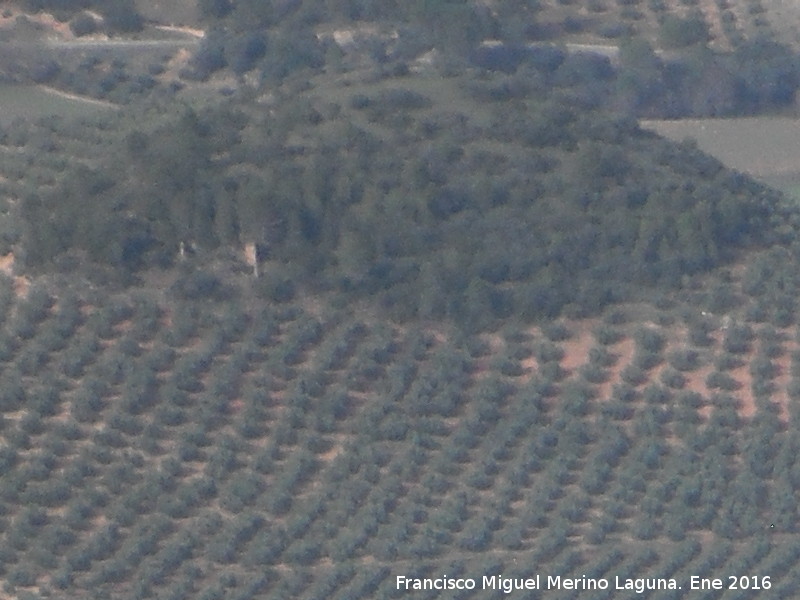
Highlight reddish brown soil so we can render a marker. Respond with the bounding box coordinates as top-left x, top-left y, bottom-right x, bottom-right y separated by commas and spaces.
0, 252, 30, 298
597, 336, 636, 400
727, 363, 757, 418
559, 326, 597, 374
484, 293, 800, 424
520, 353, 538, 379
